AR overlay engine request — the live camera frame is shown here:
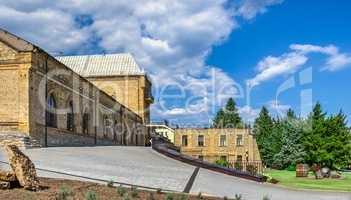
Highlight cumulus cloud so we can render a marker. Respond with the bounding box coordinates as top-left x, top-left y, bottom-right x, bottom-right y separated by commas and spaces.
247, 44, 351, 87
0, 0, 282, 125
